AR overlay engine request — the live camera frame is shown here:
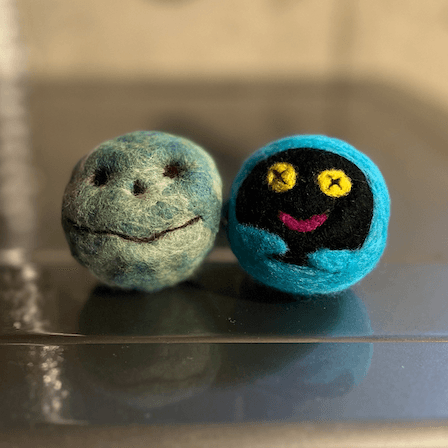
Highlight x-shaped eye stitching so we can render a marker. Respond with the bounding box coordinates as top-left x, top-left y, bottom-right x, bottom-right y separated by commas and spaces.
272, 169, 287, 184
327, 175, 342, 189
